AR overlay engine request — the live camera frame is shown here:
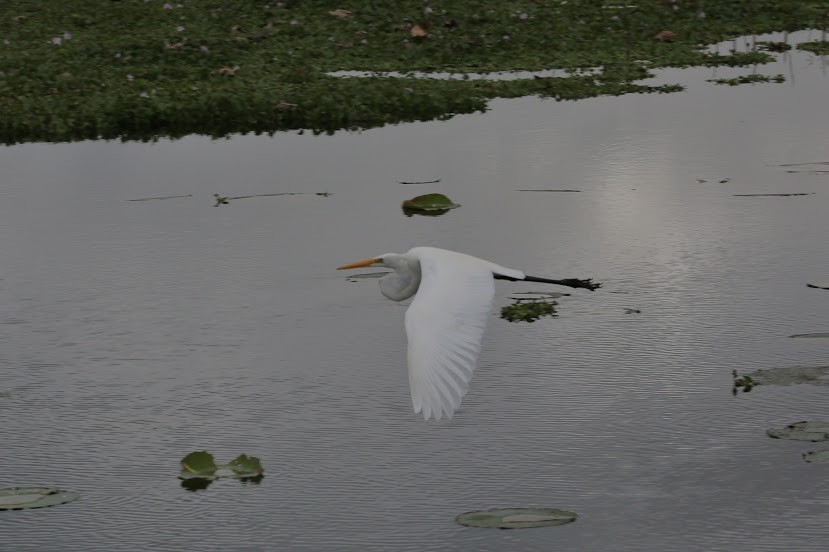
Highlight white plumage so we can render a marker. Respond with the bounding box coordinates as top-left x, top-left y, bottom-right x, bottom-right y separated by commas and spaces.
337, 247, 598, 421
